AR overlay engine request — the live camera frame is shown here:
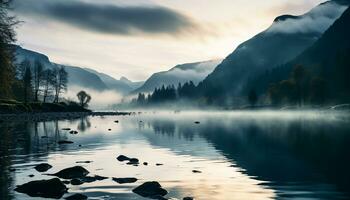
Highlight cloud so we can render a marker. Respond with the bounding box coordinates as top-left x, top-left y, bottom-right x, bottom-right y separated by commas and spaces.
13, 0, 201, 36
267, 1, 348, 34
